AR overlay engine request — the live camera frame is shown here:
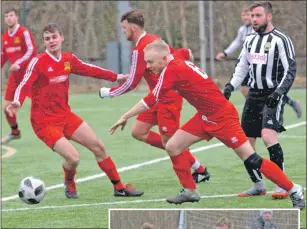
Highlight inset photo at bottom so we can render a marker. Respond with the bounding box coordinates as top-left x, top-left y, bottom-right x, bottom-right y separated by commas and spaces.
109, 209, 300, 229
